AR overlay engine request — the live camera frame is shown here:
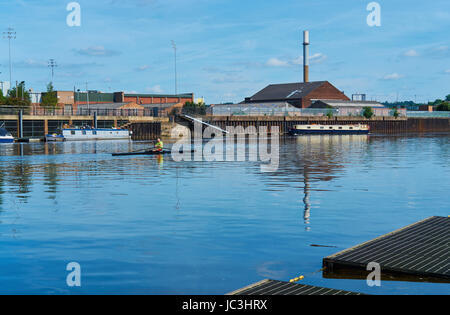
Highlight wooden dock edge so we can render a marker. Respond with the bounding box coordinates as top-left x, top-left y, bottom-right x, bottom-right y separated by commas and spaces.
322, 216, 437, 271
226, 279, 270, 296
